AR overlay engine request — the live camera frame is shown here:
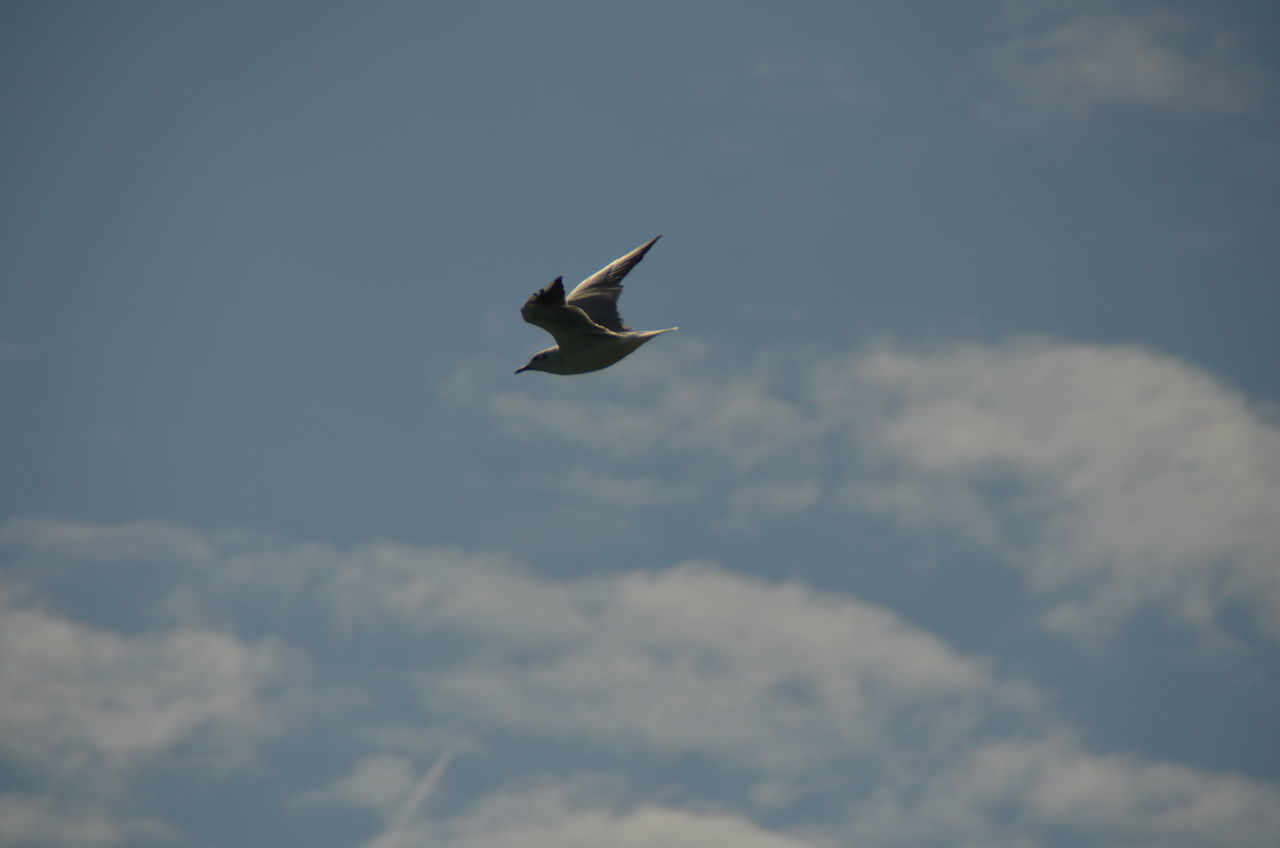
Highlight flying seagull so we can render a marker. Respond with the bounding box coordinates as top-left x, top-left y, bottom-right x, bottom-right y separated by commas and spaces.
515, 235, 677, 375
